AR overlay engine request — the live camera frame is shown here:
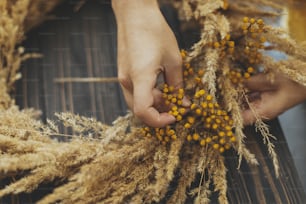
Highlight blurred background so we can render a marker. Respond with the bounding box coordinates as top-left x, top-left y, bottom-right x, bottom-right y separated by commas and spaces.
280, 0, 306, 192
